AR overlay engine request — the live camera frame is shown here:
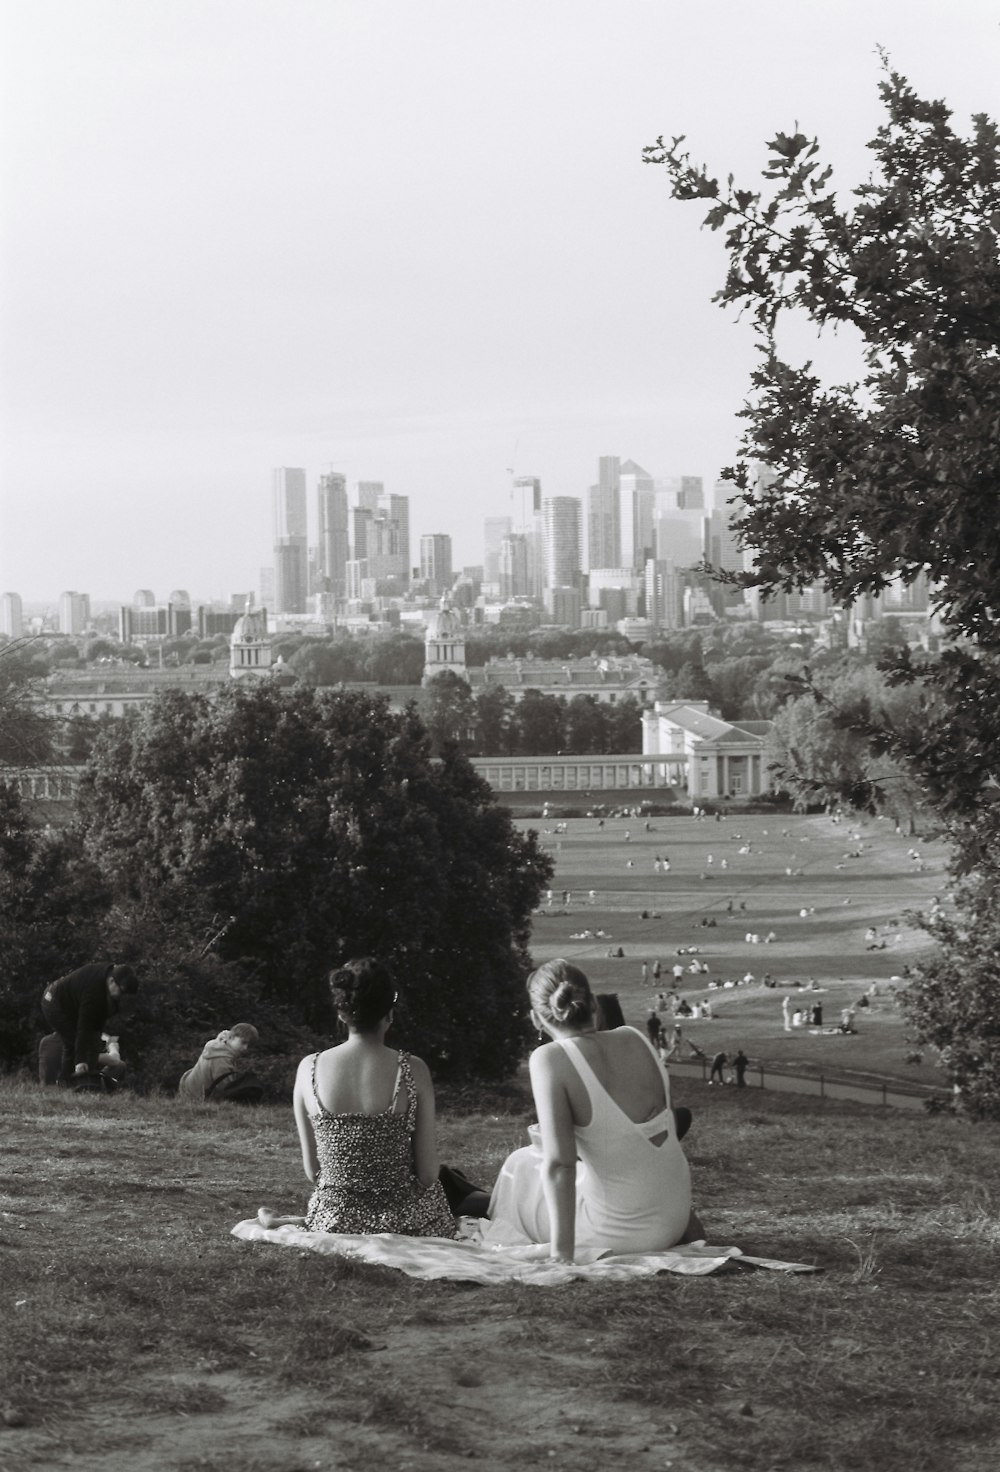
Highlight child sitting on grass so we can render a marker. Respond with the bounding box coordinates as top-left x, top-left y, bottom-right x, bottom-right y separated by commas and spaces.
178, 1023, 263, 1103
